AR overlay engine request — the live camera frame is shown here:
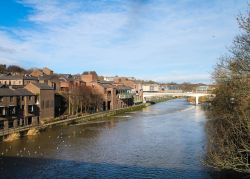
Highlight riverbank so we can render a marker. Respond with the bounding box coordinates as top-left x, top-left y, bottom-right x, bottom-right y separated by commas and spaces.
1, 96, 174, 142
0, 103, 146, 141
44, 103, 151, 127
